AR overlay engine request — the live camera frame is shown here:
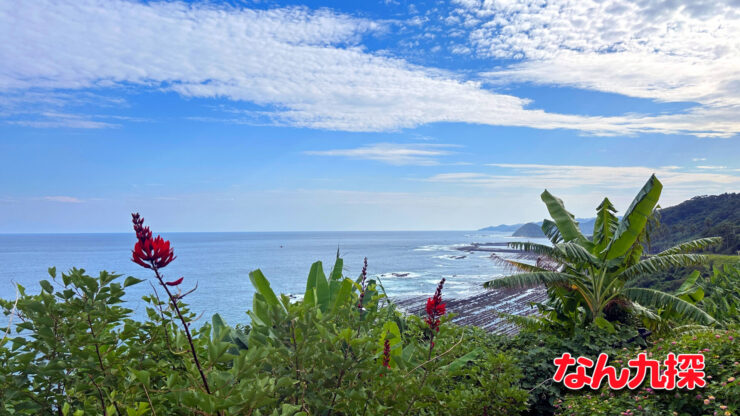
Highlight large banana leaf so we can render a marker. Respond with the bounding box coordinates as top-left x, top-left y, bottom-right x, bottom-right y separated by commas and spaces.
604, 175, 662, 260
618, 254, 706, 281
331, 278, 354, 313
555, 242, 600, 266
304, 261, 330, 309
249, 269, 283, 311
625, 287, 715, 325
657, 237, 722, 256
593, 197, 618, 255
675, 270, 705, 303
490, 253, 551, 273
541, 190, 590, 247
484, 271, 576, 289
541, 219, 563, 244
